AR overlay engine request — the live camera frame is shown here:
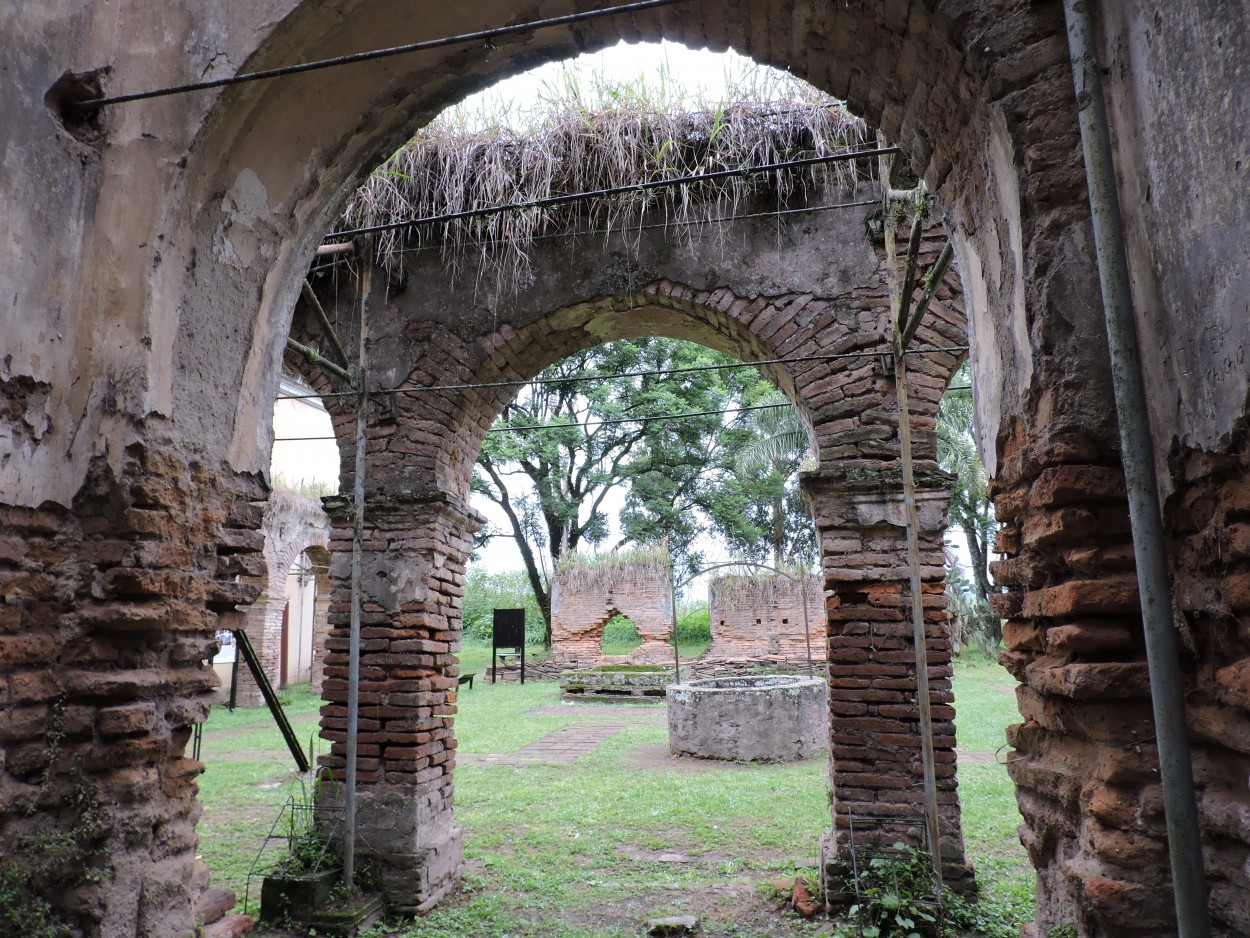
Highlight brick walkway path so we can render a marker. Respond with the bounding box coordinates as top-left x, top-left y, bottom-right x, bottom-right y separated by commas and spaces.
468, 721, 631, 766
